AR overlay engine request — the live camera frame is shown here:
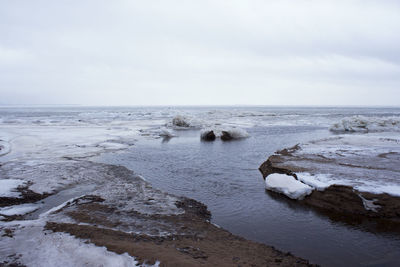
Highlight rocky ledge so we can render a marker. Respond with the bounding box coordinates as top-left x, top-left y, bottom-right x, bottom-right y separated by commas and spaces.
259, 142, 400, 229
